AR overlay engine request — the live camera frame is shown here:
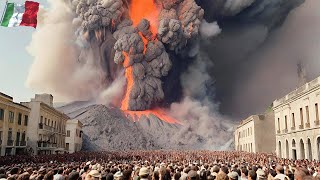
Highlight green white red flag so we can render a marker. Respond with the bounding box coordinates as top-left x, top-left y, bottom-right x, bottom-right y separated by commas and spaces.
1, 1, 39, 28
